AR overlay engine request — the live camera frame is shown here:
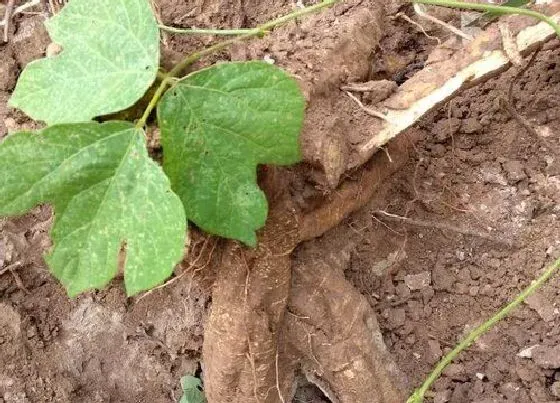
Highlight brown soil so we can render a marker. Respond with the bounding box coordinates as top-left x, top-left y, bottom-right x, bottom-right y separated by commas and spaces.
1, 1, 560, 402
